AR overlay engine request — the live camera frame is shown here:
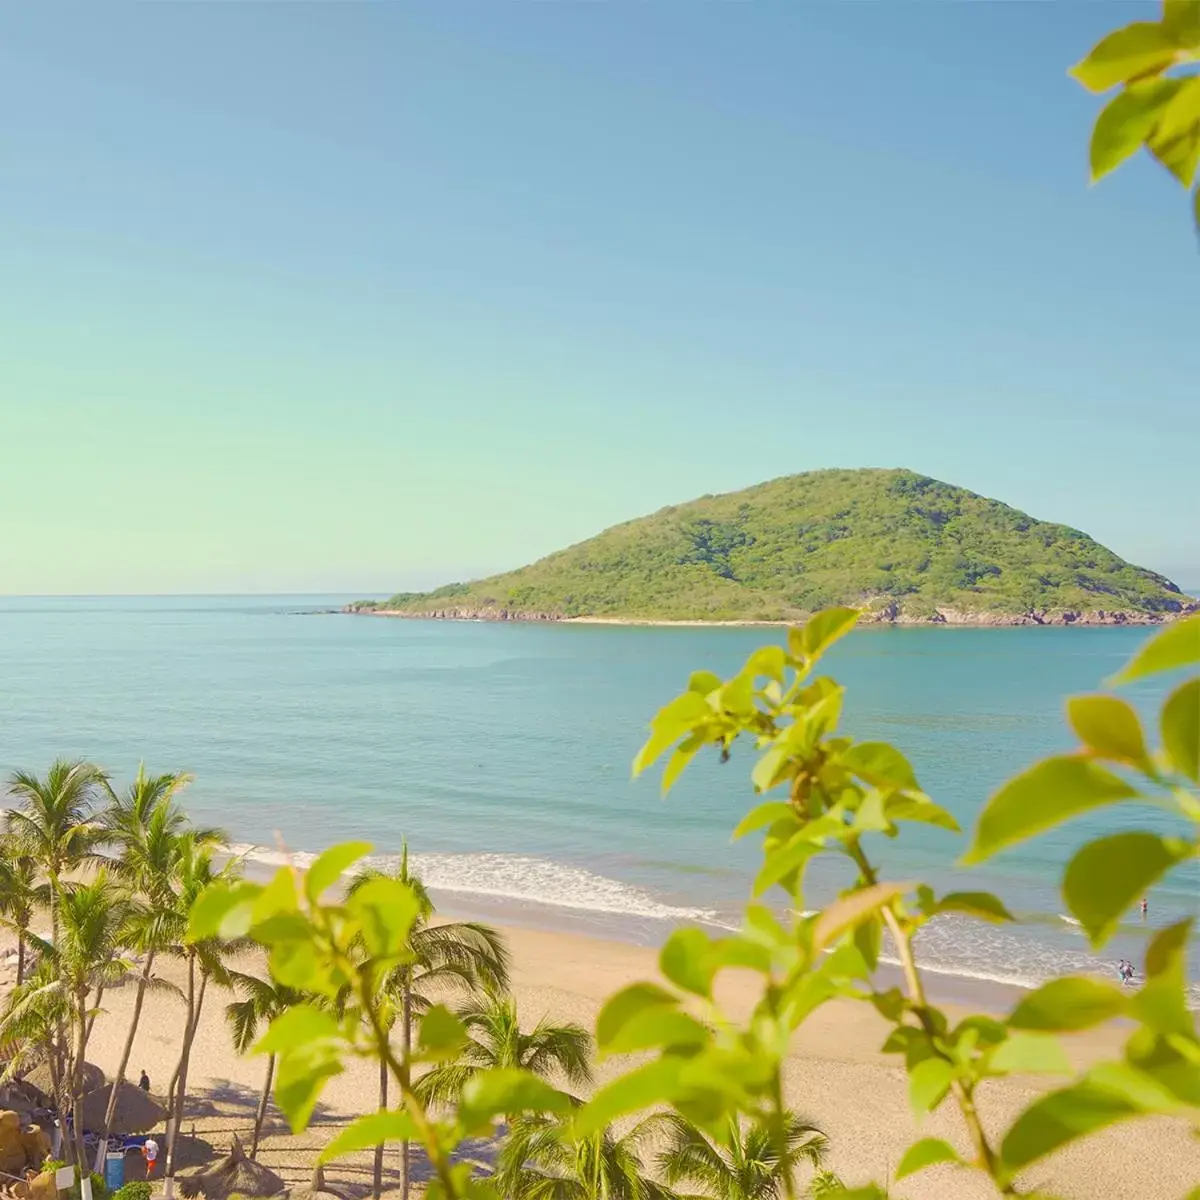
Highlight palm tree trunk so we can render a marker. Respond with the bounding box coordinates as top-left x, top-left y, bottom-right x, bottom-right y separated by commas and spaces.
398, 978, 412, 1200
373, 1056, 388, 1200
16, 934, 24, 986
250, 1054, 275, 1160
72, 987, 91, 1193
163, 954, 198, 1200
95, 949, 157, 1170
85, 981, 105, 1044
